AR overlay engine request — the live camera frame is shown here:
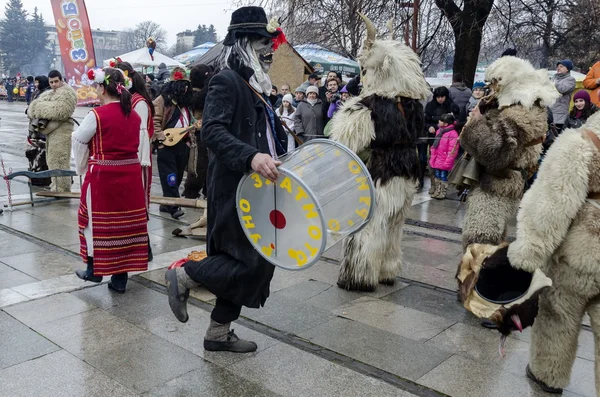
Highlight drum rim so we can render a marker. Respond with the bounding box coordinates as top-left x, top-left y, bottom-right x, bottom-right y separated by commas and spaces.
298, 139, 376, 234
236, 167, 327, 271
